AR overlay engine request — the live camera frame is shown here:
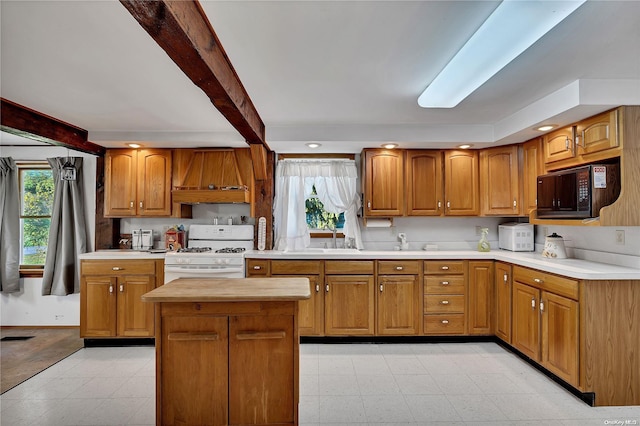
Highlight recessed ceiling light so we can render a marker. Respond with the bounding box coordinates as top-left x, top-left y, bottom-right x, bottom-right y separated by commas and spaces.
457, 144, 473, 149
128, 143, 142, 149
305, 142, 321, 149
418, 1, 586, 108
382, 143, 398, 149
536, 125, 556, 132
